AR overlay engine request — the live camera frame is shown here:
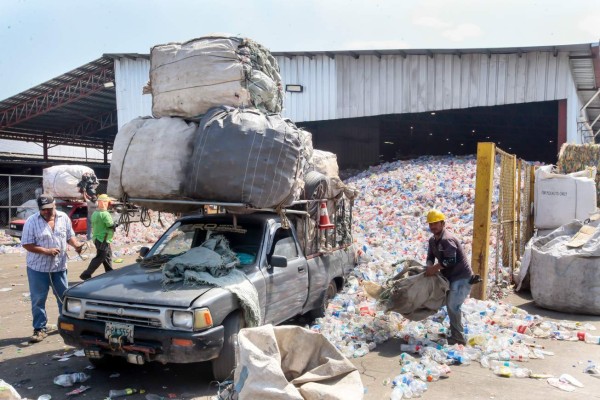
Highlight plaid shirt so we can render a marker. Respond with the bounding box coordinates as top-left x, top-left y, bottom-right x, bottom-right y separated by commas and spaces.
21, 211, 75, 272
